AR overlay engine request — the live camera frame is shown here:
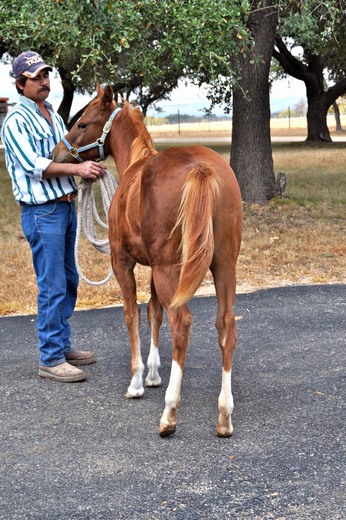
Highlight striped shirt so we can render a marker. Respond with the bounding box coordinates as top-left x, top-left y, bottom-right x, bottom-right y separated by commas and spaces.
1, 96, 77, 205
